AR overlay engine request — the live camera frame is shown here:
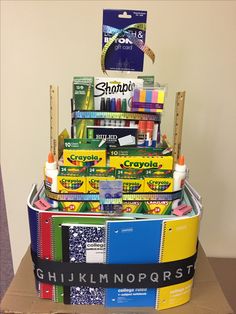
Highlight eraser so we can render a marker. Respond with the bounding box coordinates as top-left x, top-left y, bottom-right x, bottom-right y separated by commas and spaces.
118, 135, 136, 146
172, 204, 192, 216
34, 198, 51, 210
